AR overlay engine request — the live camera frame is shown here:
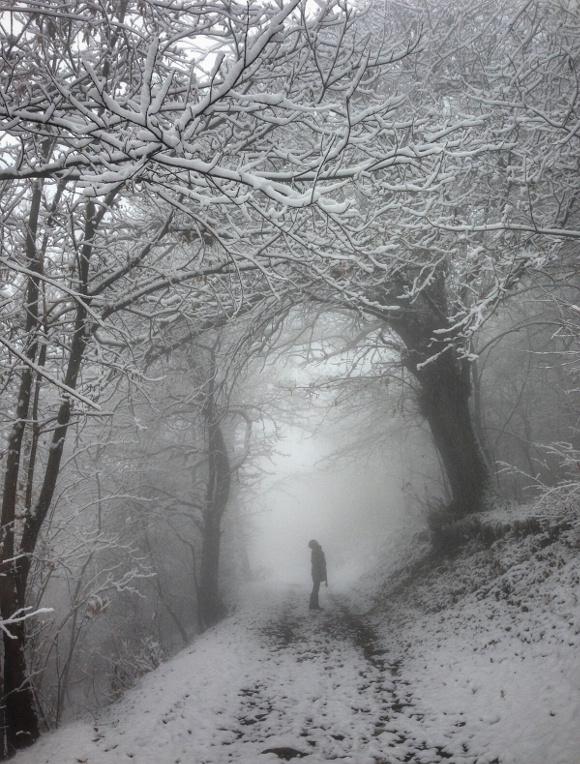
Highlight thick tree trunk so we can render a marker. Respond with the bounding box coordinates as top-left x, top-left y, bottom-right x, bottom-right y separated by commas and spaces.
0, 181, 44, 758
0, 392, 36, 756
416, 350, 490, 513
198, 512, 225, 630
387, 299, 490, 515
198, 370, 231, 631
0, 383, 82, 759
1, 623, 40, 757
